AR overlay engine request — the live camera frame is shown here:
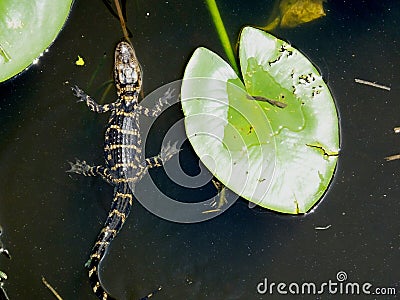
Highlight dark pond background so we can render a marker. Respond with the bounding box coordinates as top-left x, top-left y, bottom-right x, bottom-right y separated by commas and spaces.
1, 0, 399, 299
